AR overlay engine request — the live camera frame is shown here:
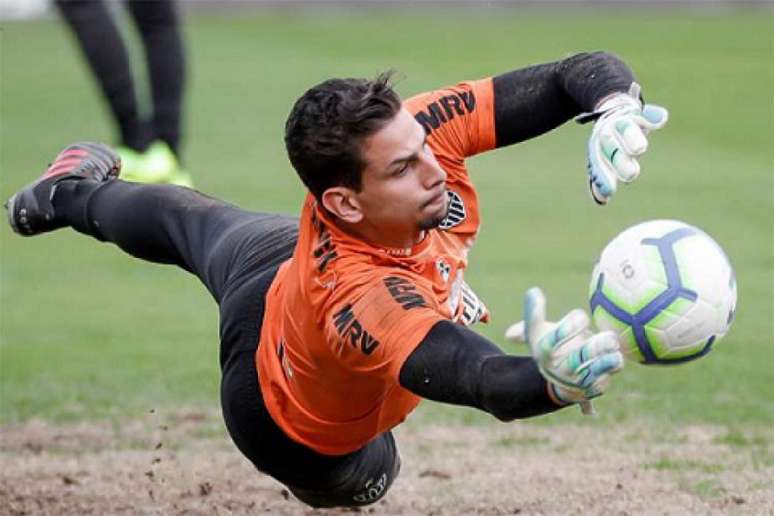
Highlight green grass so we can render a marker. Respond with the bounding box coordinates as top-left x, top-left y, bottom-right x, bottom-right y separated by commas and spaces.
713, 428, 771, 448
494, 435, 550, 449
646, 457, 725, 474
1, 8, 772, 428
689, 478, 726, 500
